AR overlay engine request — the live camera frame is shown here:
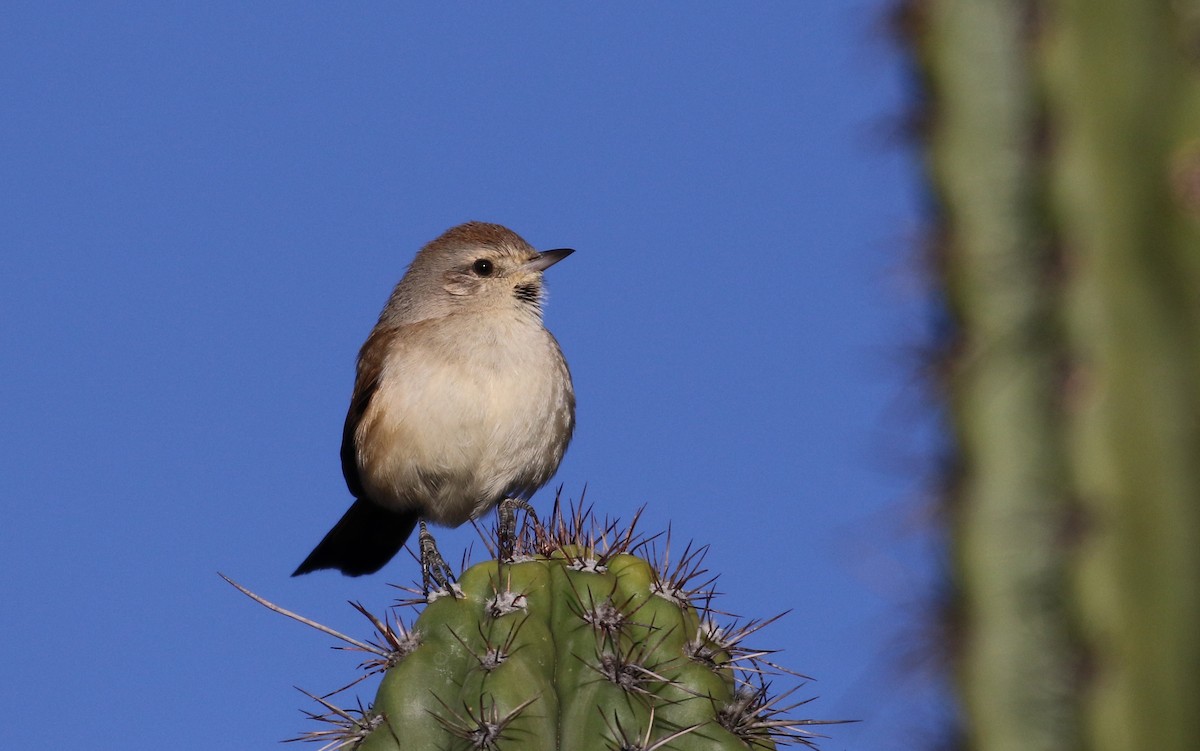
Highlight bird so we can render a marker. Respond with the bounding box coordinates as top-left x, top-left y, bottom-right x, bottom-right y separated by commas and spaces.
292, 221, 575, 578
